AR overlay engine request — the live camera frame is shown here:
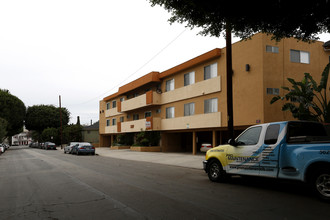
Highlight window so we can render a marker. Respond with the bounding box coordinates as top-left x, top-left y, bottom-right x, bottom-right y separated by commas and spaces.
106, 102, 110, 110
236, 126, 262, 146
204, 63, 217, 80
184, 102, 195, 116
106, 119, 110, 126
267, 88, 280, 95
166, 107, 175, 118
264, 124, 280, 145
290, 49, 310, 64
184, 71, 195, 86
156, 109, 161, 114
112, 118, 116, 126
145, 111, 152, 118
120, 117, 124, 122
166, 79, 174, 92
112, 100, 117, 108
133, 114, 139, 120
266, 45, 279, 53
120, 97, 124, 102
204, 98, 218, 113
